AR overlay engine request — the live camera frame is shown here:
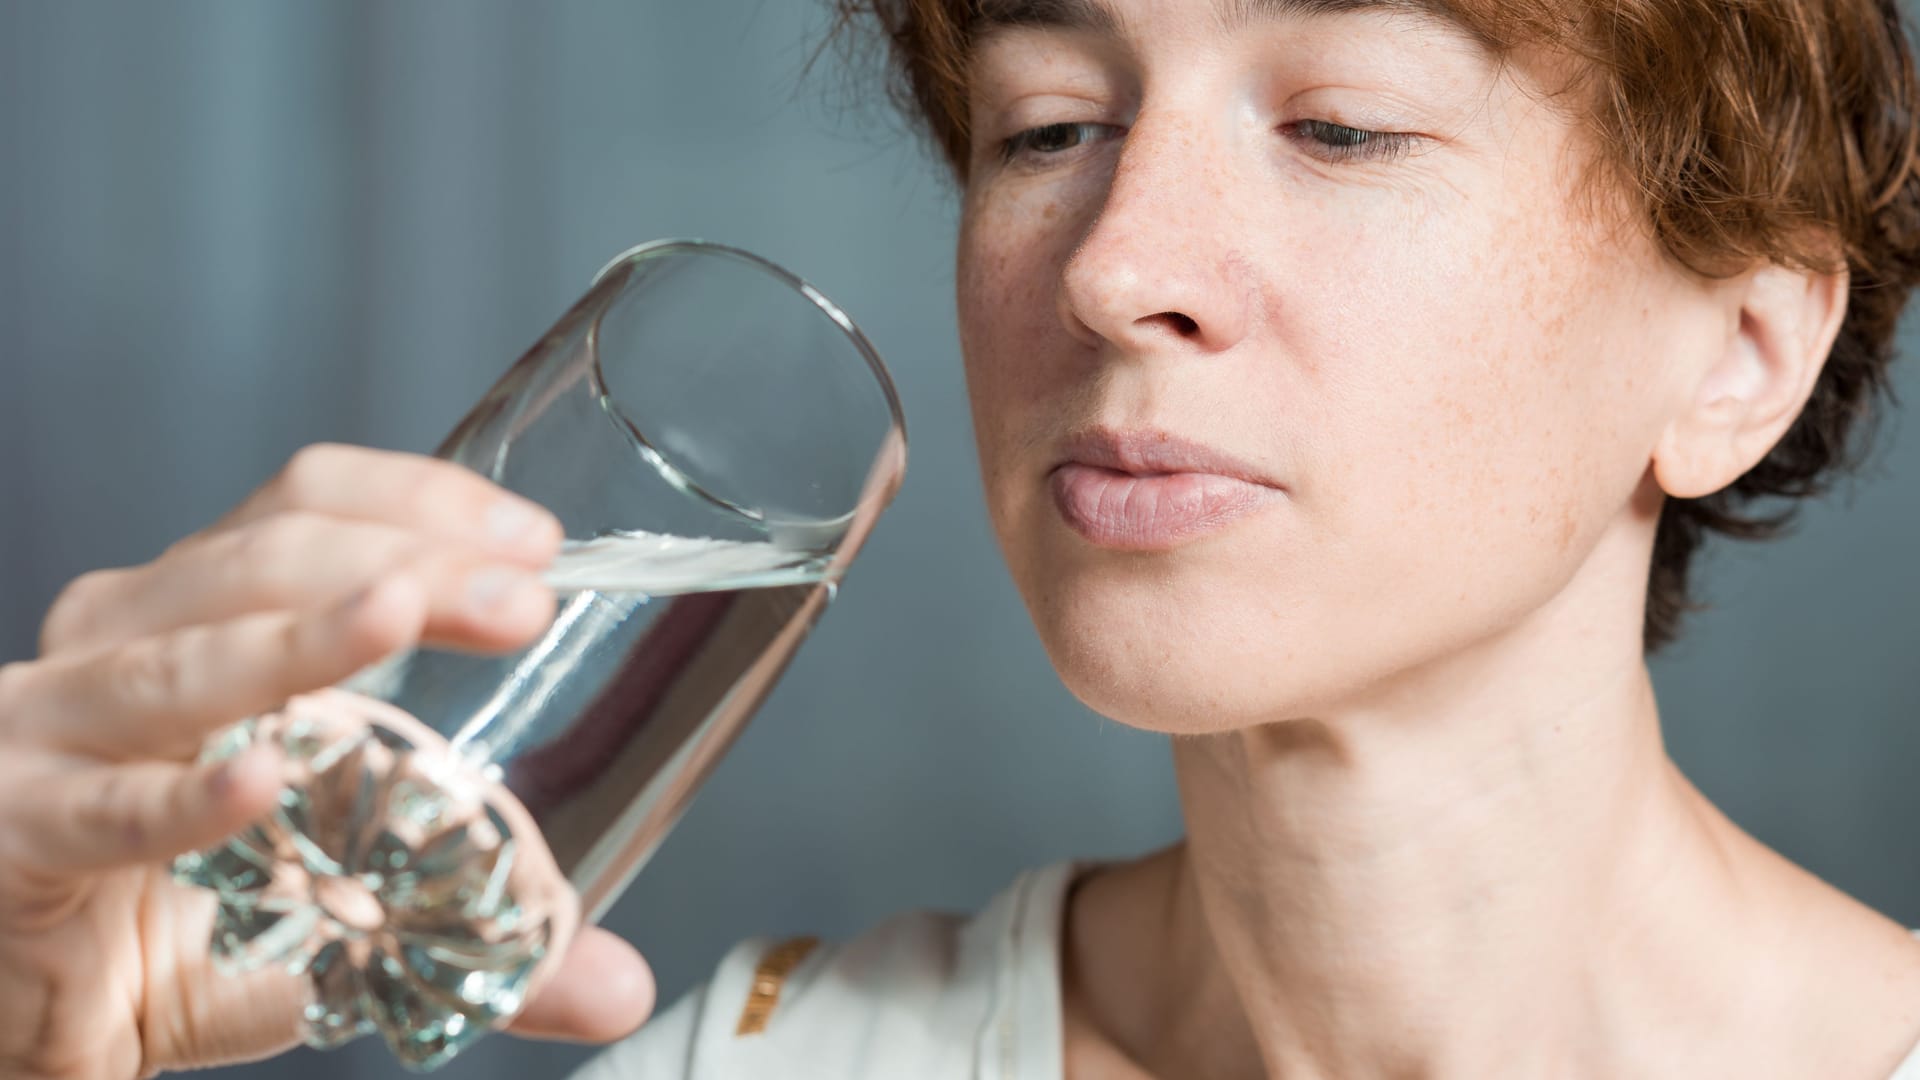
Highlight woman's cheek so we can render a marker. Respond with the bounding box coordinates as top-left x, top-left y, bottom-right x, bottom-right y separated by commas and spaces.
957, 220, 1049, 538
960, 204, 1075, 413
